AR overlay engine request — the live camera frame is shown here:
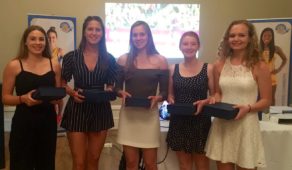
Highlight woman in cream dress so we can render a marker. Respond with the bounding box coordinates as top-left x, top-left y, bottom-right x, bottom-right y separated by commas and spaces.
116, 21, 168, 170
205, 20, 272, 170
